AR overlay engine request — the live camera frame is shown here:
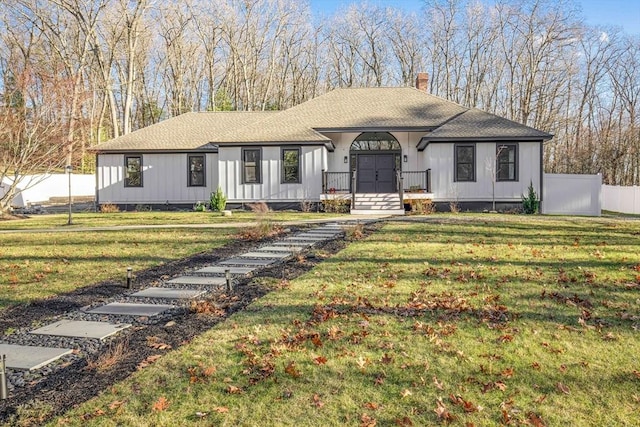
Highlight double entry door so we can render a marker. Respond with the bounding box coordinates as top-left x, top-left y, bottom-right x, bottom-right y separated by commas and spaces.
355, 153, 396, 193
